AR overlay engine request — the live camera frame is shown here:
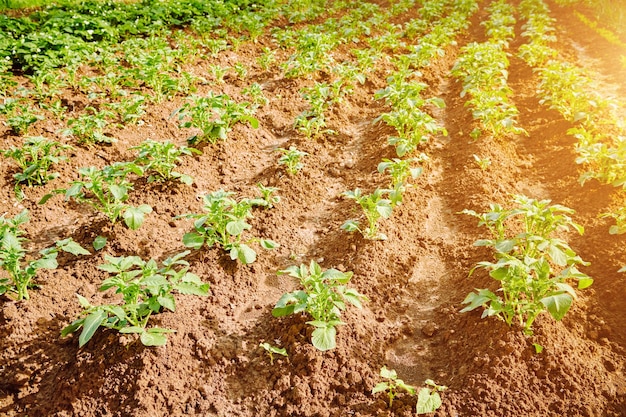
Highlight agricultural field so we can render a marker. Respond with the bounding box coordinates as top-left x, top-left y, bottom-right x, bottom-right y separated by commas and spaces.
1, 0, 626, 415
